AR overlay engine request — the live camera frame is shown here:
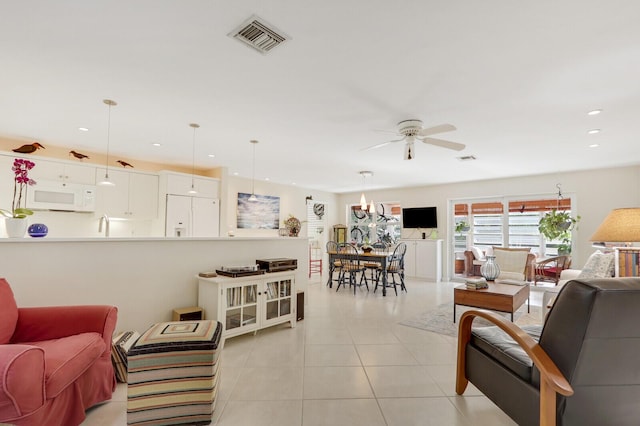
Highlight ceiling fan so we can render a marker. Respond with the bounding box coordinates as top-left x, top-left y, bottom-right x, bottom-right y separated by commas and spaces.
364, 119, 465, 160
